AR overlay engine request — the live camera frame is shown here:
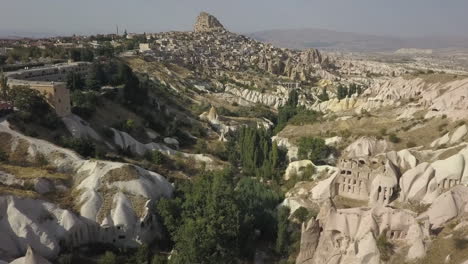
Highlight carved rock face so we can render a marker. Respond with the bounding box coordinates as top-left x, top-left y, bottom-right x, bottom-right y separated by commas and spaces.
194, 12, 226, 33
